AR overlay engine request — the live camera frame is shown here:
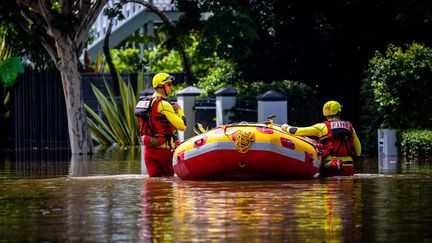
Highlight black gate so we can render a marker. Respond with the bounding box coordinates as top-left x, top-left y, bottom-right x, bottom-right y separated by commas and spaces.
12, 72, 139, 154
194, 98, 216, 129
13, 72, 69, 152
